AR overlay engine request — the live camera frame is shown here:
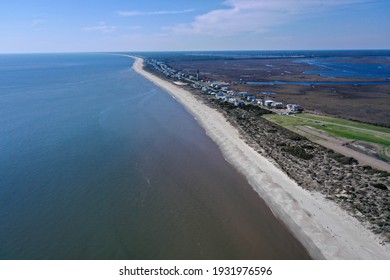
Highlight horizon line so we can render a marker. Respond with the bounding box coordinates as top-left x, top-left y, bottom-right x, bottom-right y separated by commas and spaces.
1, 48, 390, 55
